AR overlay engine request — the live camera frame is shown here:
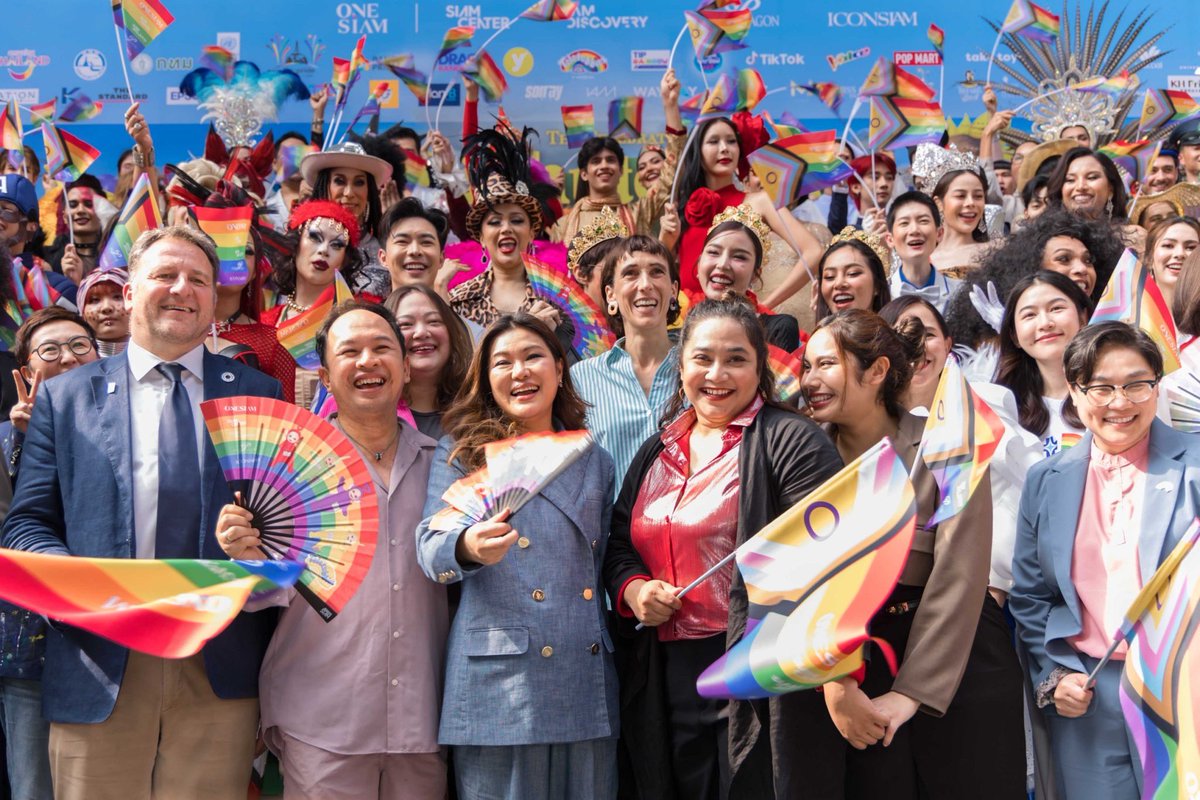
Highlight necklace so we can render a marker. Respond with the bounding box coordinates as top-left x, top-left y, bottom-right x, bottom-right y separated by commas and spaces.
213, 312, 243, 334
284, 294, 312, 314
344, 423, 402, 462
